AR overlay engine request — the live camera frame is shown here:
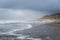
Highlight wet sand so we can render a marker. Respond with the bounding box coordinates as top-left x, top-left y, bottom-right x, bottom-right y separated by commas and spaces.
0, 23, 60, 40
0, 34, 17, 40
15, 23, 60, 40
